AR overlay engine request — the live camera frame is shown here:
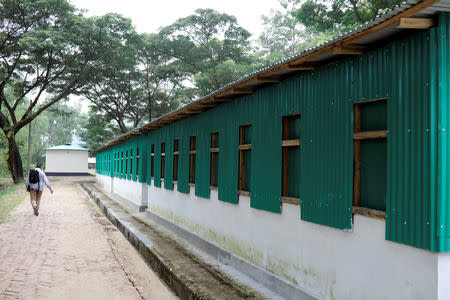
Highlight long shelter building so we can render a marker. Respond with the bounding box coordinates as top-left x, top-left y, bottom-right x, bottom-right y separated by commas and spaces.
94, 1, 450, 299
